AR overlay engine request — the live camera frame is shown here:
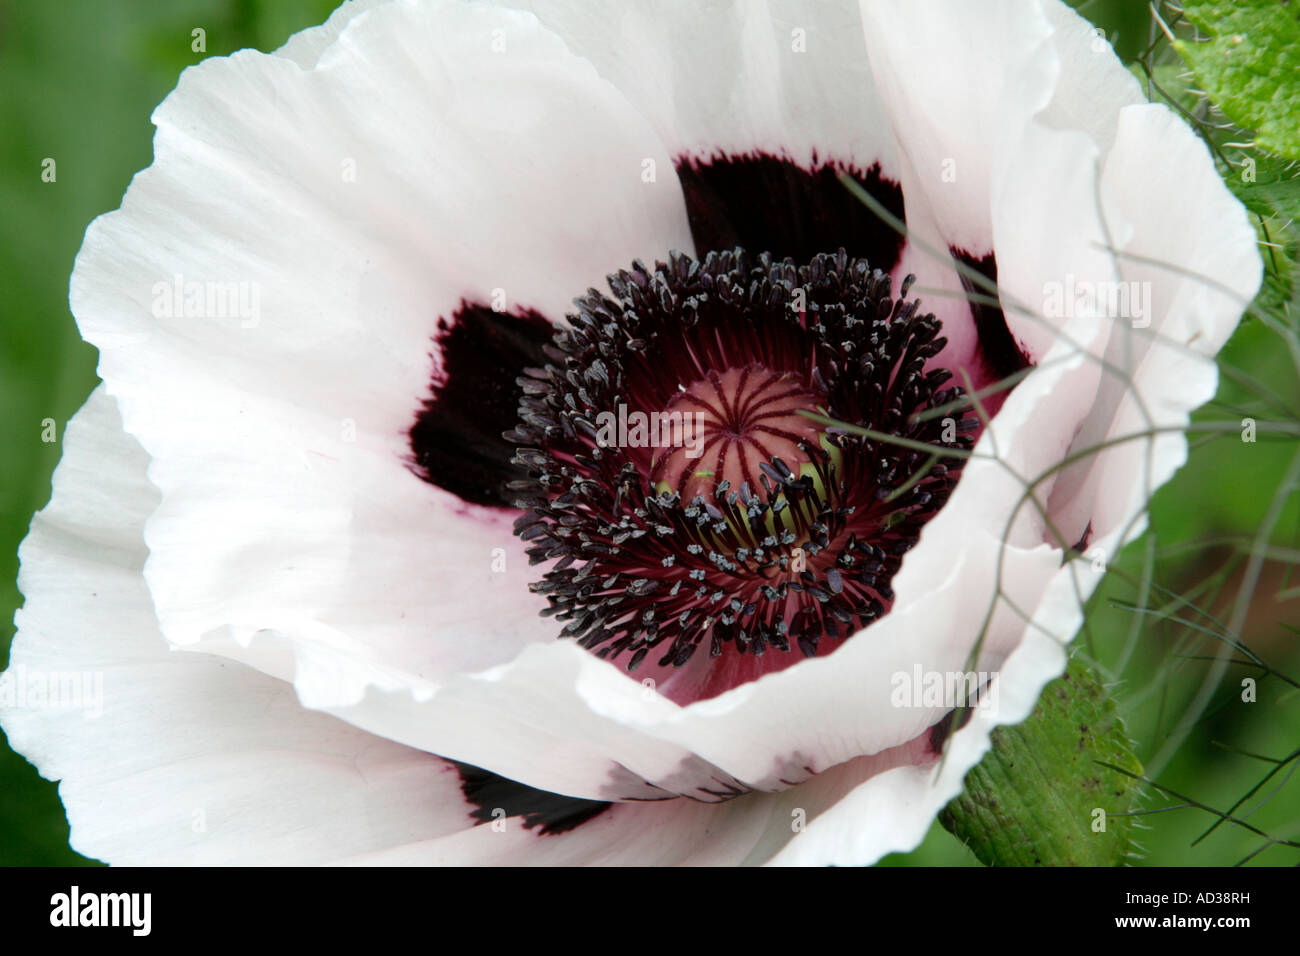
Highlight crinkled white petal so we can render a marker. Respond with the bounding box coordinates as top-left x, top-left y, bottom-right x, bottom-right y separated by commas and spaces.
1, 389, 473, 865
855, 0, 1062, 398
499, 0, 899, 174
859, 0, 1056, 257
1036, 0, 1146, 155
990, 123, 1113, 366
72, 0, 694, 691
1044, 102, 1263, 551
